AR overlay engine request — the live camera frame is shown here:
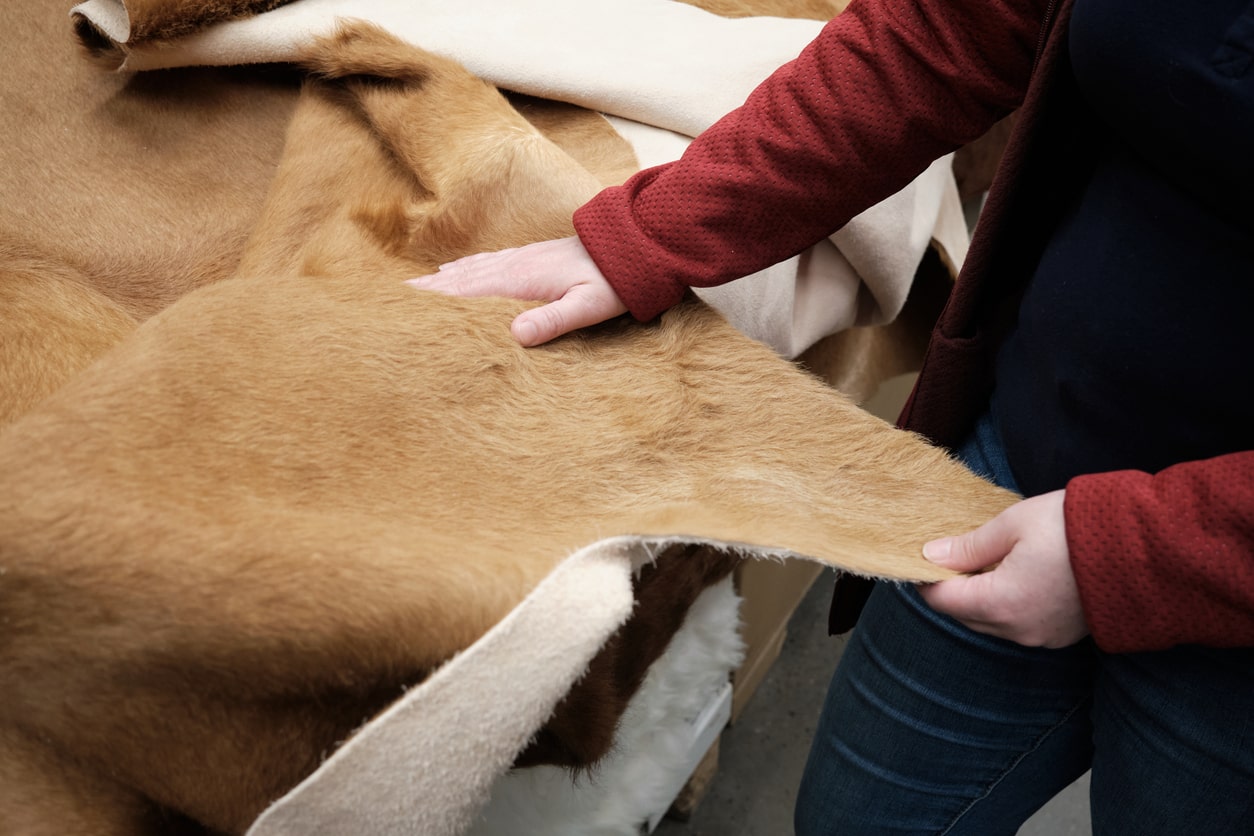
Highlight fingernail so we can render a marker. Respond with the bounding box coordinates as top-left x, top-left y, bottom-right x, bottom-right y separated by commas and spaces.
514, 320, 538, 345
405, 276, 428, 286
922, 538, 952, 562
